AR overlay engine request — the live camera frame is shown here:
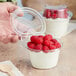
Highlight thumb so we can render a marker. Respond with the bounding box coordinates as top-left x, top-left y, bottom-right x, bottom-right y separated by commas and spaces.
7, 2, 18, 13
7, 2, 24, 16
